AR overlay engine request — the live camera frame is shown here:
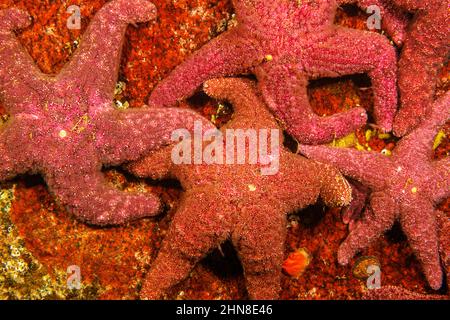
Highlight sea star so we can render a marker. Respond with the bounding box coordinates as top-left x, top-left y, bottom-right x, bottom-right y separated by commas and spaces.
128, 78, 352, 299
148, 0, 398, 144
390, 0, 450, 136
0, 0, 215, 225
363, 211, 449, 300
299, 92, 450, 290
